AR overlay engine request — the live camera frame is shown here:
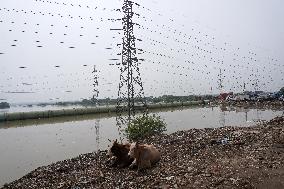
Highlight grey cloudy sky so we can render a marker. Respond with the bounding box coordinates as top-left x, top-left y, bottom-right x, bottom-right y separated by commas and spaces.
0, 0, 283, 103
